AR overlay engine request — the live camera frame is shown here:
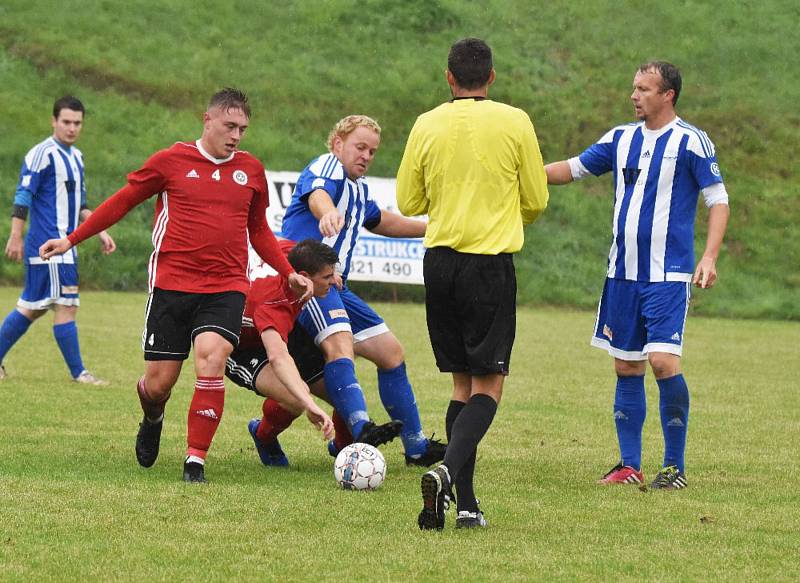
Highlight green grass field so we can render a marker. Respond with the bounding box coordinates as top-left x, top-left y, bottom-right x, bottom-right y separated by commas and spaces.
1, 288, 797, 581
